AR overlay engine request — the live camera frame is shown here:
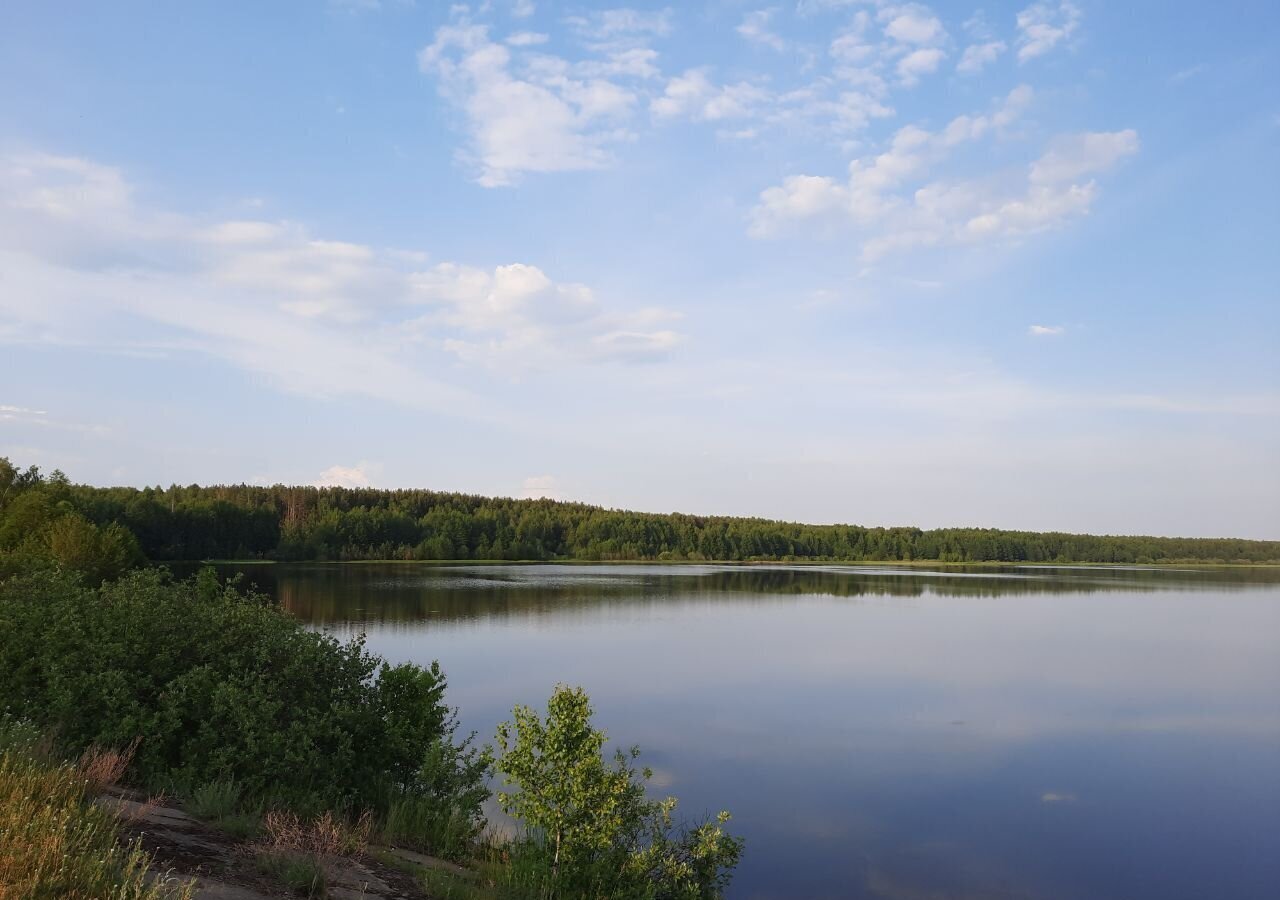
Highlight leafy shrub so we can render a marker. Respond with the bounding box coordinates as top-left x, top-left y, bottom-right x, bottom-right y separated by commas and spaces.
495, 685, 743, 899
0, 567, 489, 826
